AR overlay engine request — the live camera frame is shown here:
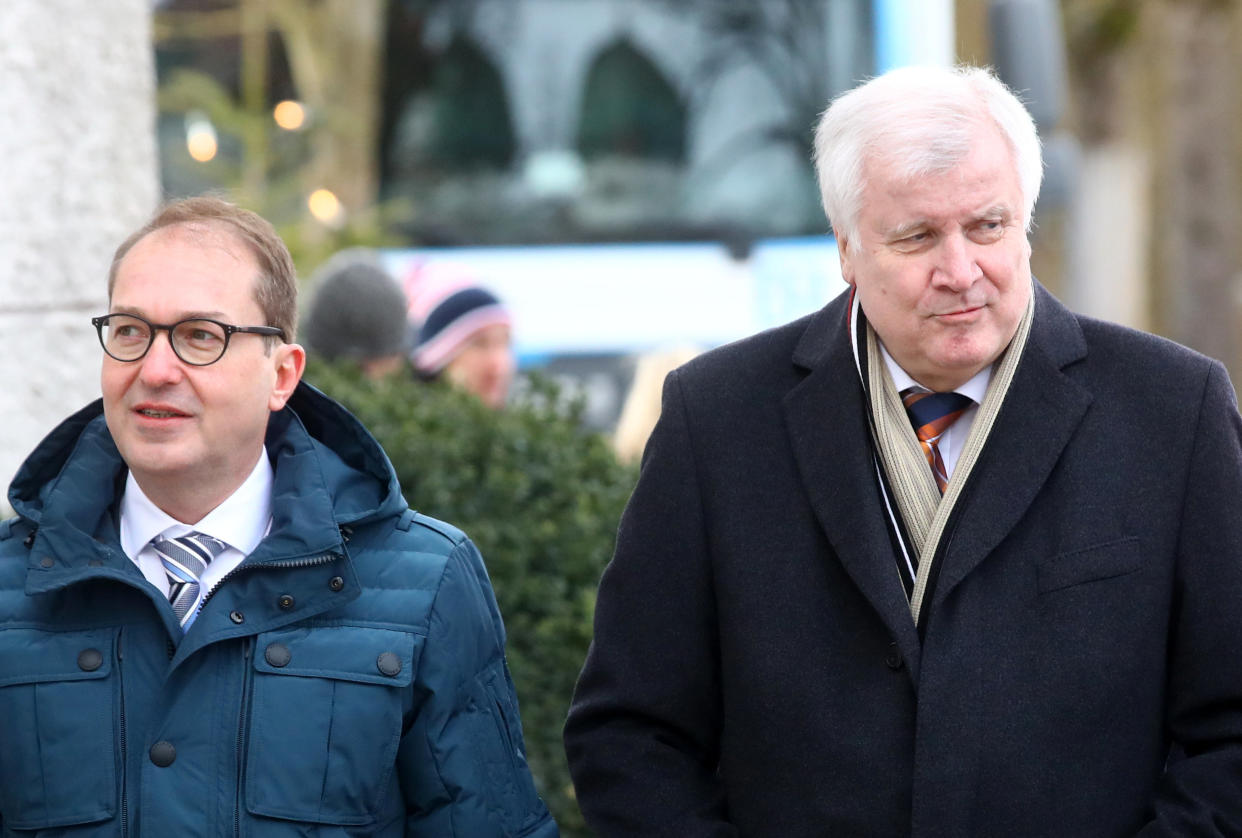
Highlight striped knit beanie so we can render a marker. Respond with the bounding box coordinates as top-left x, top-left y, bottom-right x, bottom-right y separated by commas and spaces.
405, 263, 512, 375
